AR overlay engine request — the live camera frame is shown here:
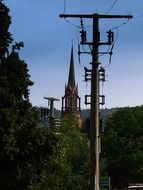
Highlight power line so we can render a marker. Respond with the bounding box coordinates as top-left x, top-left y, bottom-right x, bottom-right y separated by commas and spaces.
63, 0, 67, 14
64, 18, 81, 28
134, 14, 143, 19
110, 18, 130, 30
105, 0, 119, 14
